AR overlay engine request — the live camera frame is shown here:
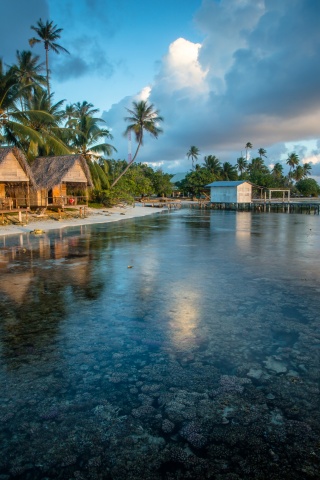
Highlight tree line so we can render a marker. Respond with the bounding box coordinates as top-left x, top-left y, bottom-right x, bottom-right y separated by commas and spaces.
1, 18, 318, 204
183, 144, 319, 197
0, 18, 167, 204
